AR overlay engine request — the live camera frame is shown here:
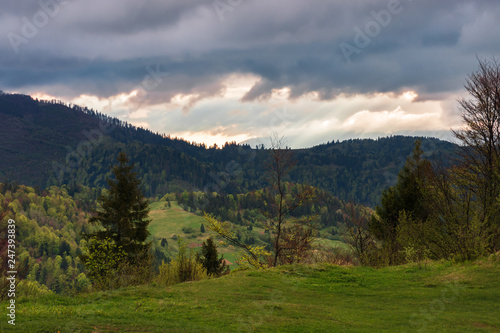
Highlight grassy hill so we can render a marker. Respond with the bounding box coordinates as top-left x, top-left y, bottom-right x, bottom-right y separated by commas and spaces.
148, 201, 240, 265
2, 254, 499, 332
